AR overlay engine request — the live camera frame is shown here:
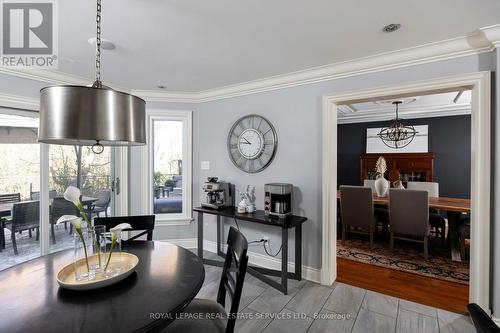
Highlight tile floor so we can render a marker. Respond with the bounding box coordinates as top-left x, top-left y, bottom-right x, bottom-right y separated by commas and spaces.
194, 251, 475, 333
